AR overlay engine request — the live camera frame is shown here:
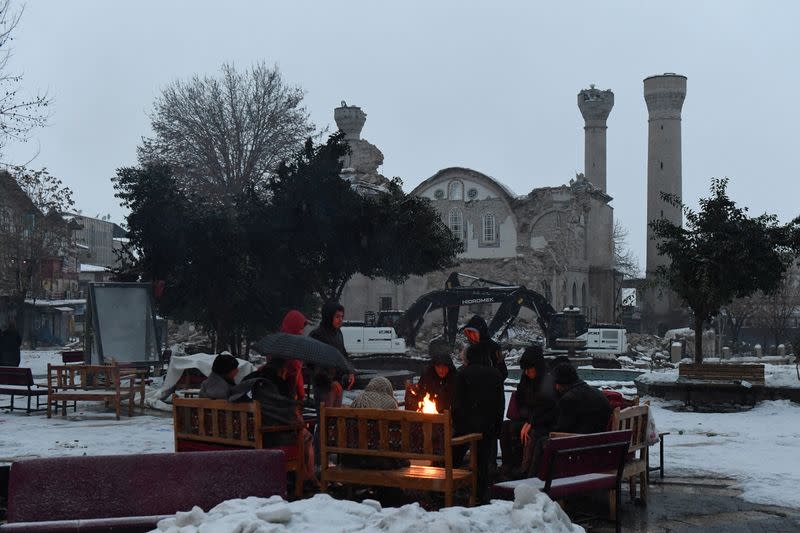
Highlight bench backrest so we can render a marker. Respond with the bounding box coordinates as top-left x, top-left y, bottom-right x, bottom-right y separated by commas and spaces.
47, 363, 127, 391
321, 405, 453, 463
0, 367, 34, 387
173, 397, 263, 450
61, 350, 85, 364
539, 430, 632, 488
610, 405, 649, 456
679, 363, 765, 385
6, 450, 286, 522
